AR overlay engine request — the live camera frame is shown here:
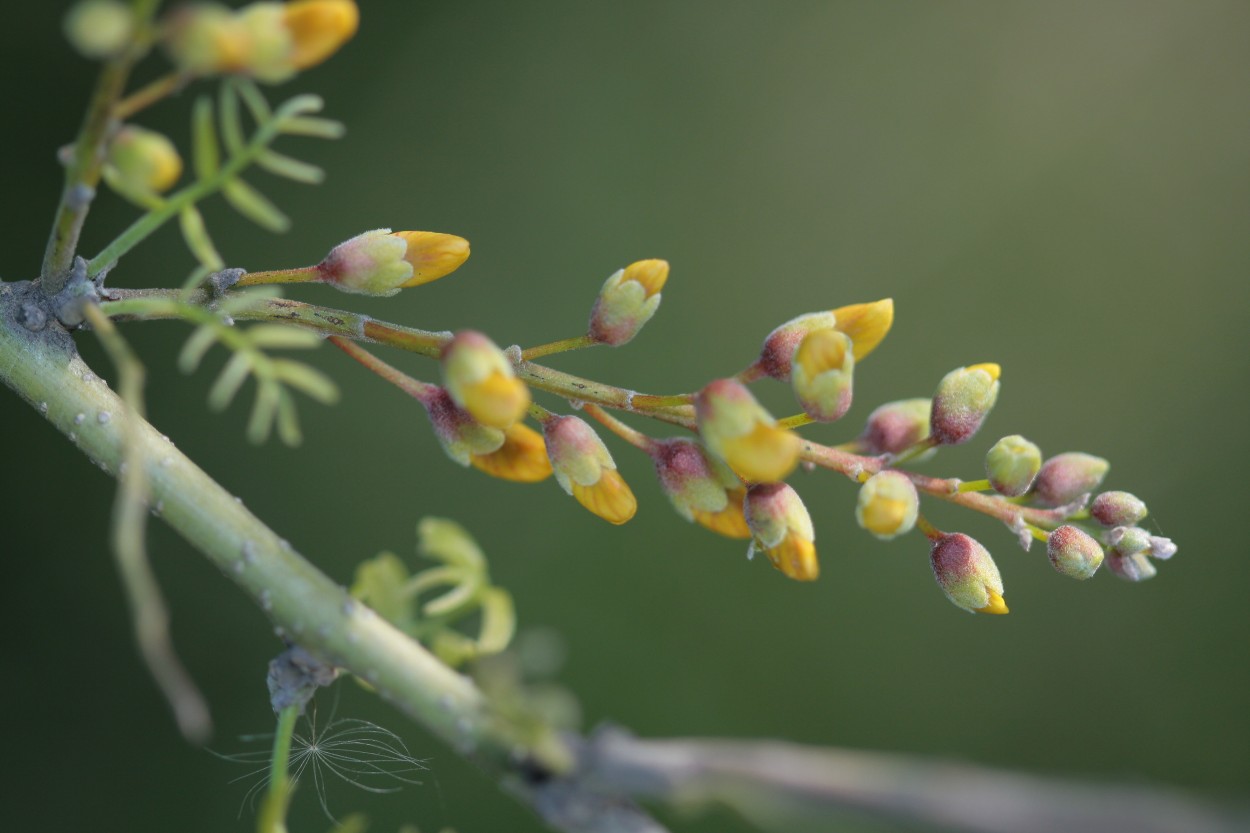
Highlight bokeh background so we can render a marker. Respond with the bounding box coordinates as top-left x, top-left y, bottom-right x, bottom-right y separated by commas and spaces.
2, 2, 1247, 831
